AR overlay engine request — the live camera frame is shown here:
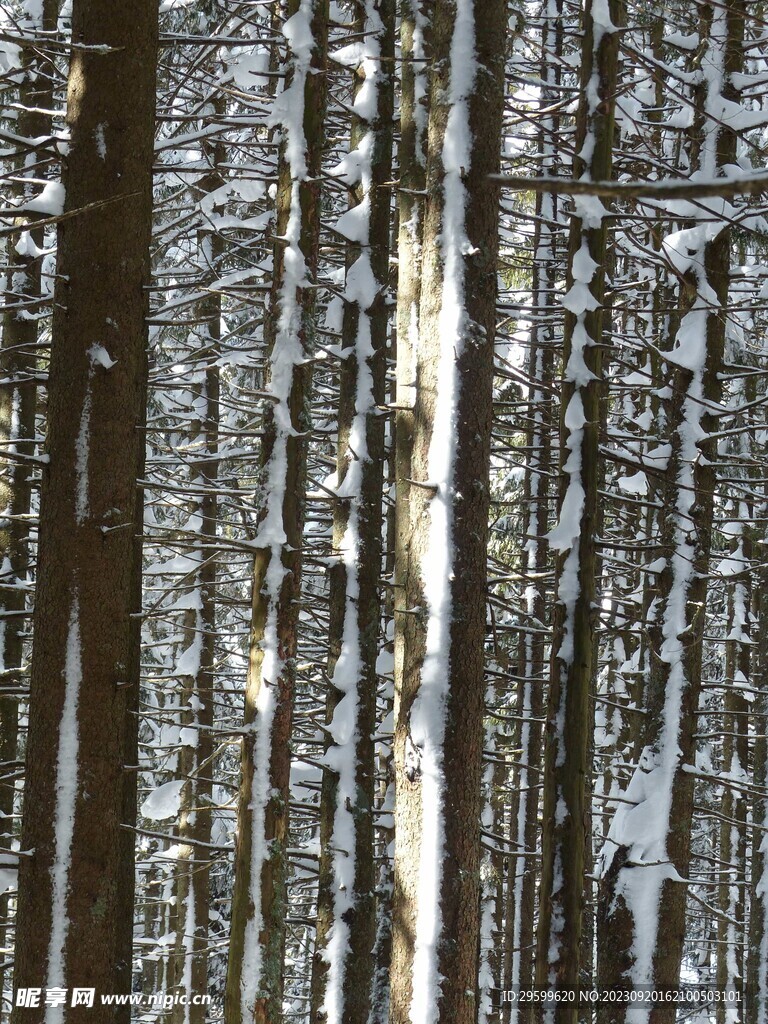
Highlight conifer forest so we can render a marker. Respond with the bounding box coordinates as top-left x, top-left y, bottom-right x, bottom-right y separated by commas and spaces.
4, 0, 768, 1022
